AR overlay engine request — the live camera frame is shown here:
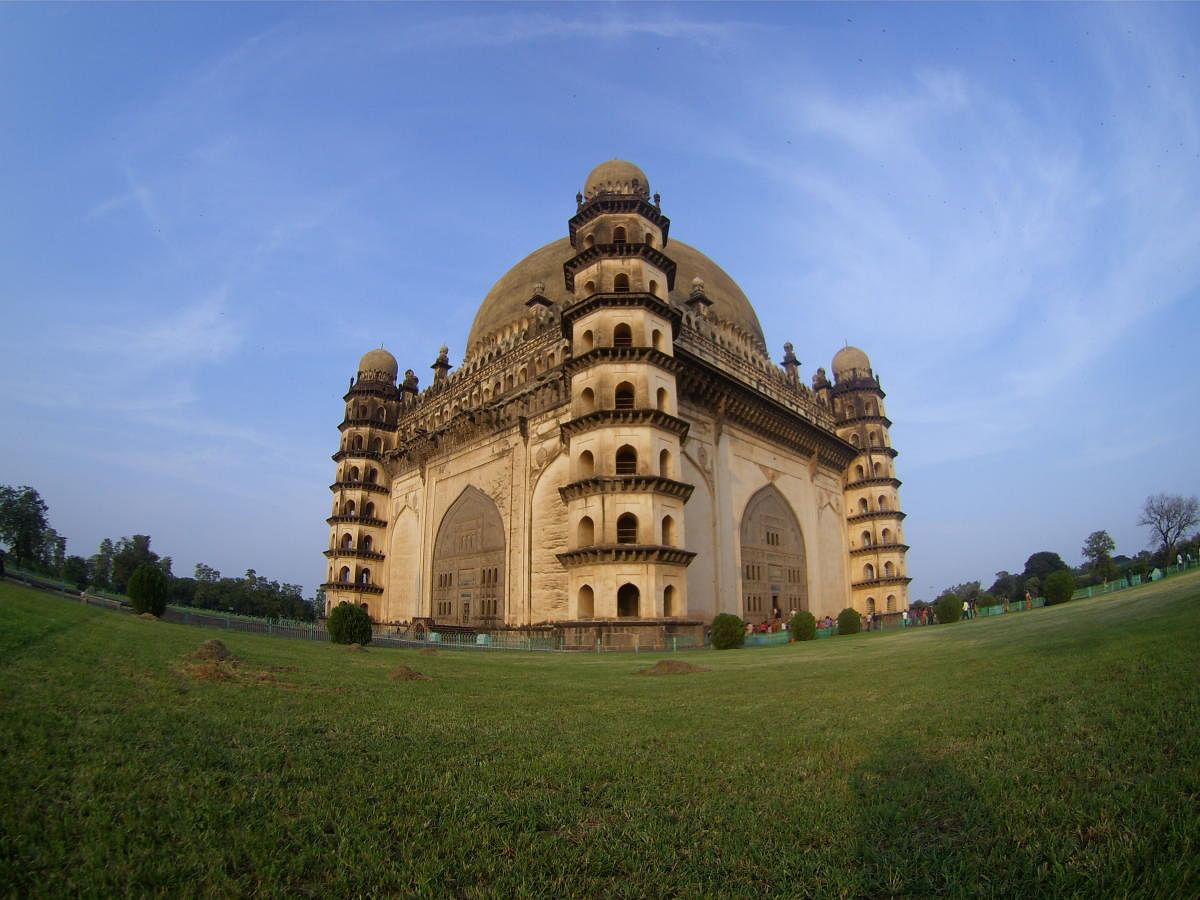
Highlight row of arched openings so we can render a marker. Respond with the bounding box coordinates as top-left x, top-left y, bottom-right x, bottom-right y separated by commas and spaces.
339, 466, 379, 484
859, 528, 894, 547
332, 565, 373, 585
335, 499, 376, 518
577, 447, 672, 478
861, 562, 898, 580
582, 225, 655, 248
576, 583, 679, 619
856, 495, 893, 513
344, 434, 385, 452
865, 595, 898, 614
576, 513, 676, 547
579, 325, 665, 352
580, 275, 660, 297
